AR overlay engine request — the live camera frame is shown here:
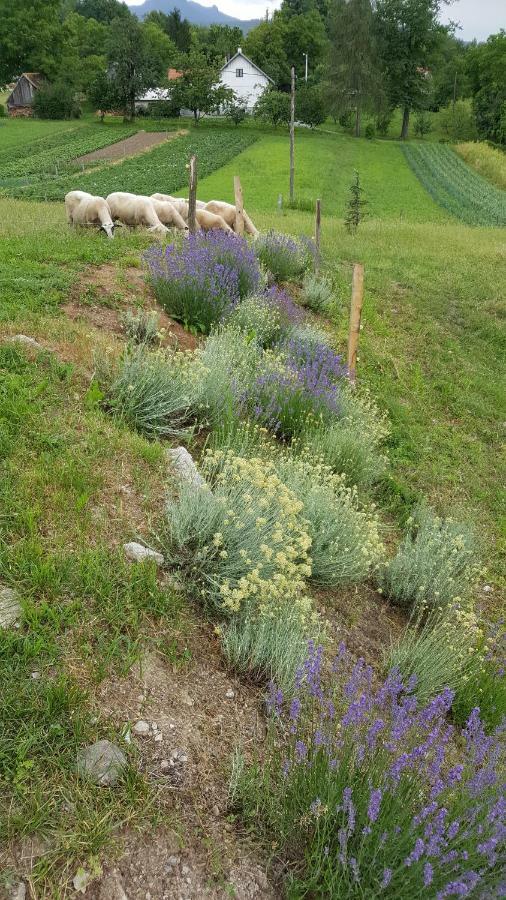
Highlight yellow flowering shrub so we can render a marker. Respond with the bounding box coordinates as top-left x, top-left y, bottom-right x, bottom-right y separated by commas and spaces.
164, 449, 315, 625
